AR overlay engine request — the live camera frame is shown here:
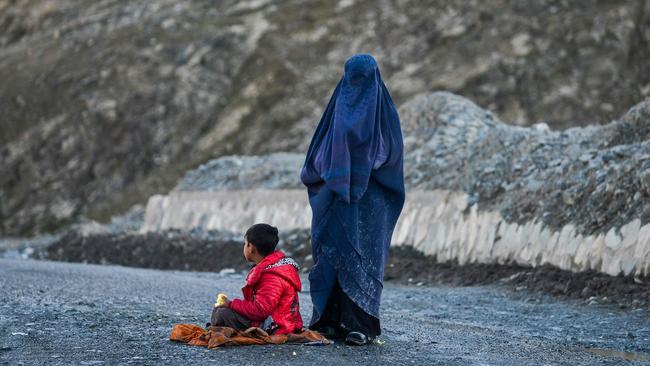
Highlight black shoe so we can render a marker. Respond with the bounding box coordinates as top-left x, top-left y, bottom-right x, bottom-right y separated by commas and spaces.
345, 331, 369, 346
